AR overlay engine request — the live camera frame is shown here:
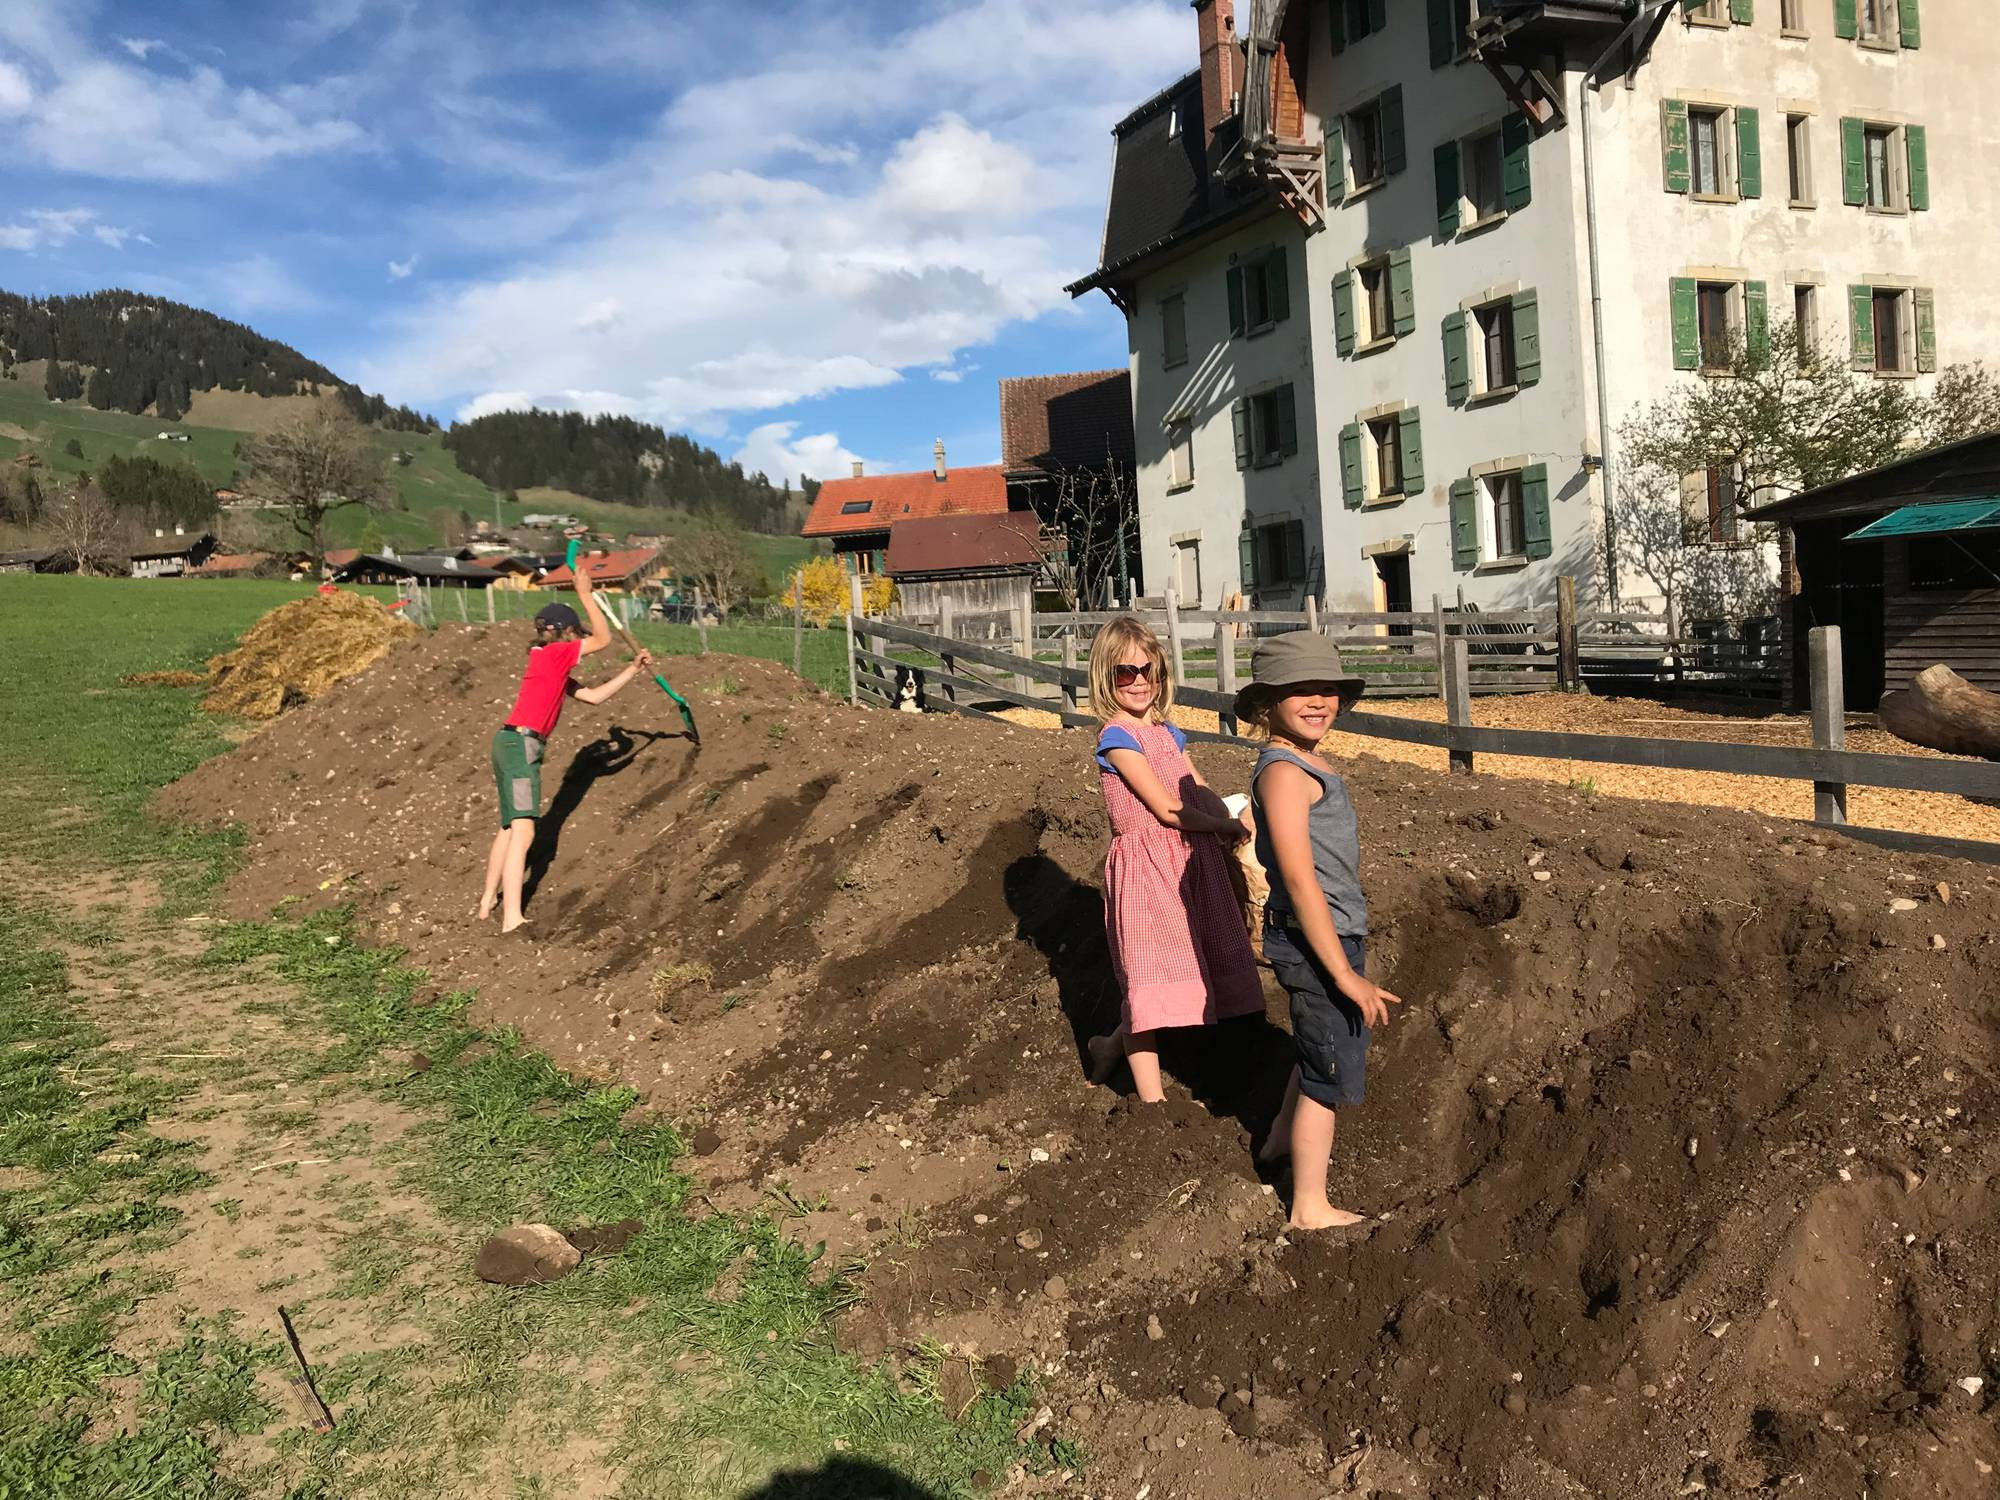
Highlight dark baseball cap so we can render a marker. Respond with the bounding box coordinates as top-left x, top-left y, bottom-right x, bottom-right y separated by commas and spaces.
534, 602, 581, 633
